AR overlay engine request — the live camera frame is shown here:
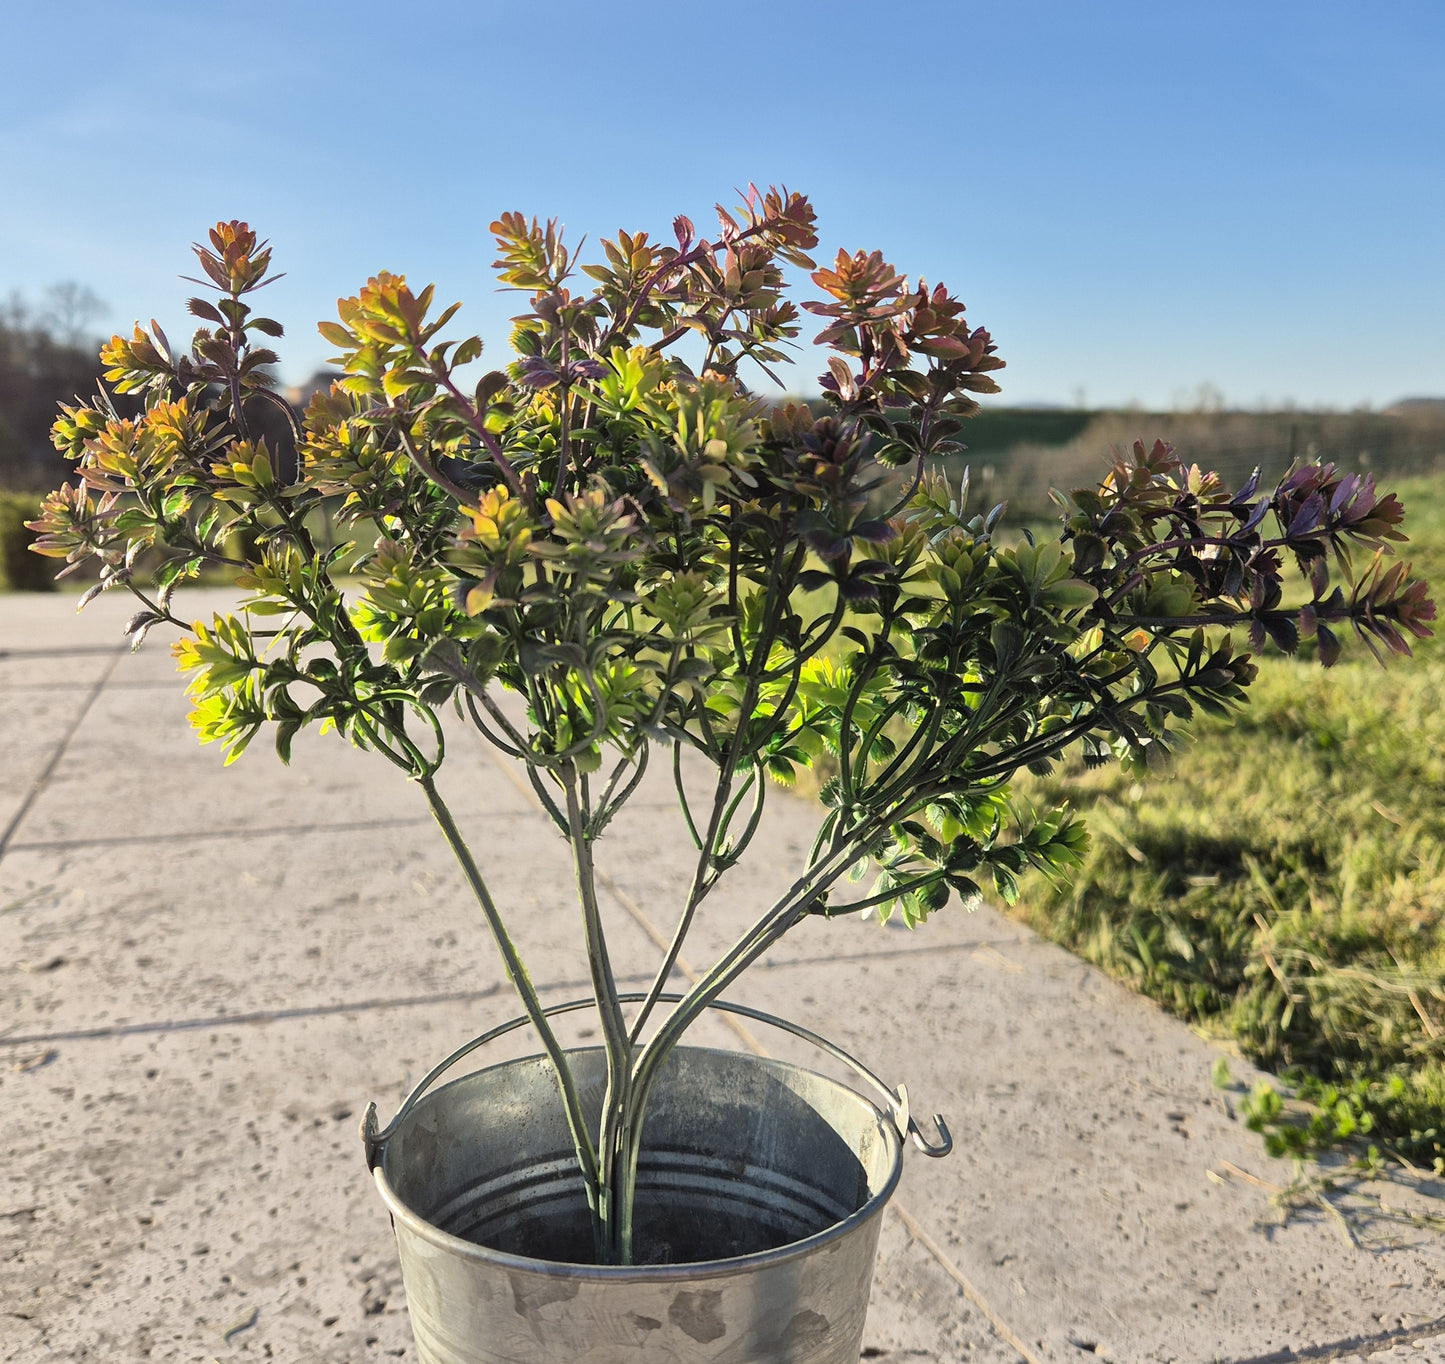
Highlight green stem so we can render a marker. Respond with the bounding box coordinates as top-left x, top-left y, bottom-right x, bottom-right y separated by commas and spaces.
121, 580, 188, 630
629, 546, 802, 1040
588, 744, 649, 838
671, 741, 704, 850
716, 764, 764, 865
561, 764, 634, 1263
632, 833, 866, 1099
462, 692, 527, 760
822, 866, 950, 916
870, 669, 1010, 813
419, 774, 602, 1247
617, 830, 881, 1214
